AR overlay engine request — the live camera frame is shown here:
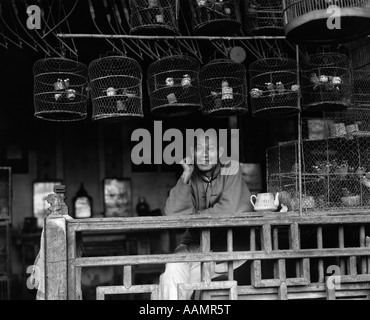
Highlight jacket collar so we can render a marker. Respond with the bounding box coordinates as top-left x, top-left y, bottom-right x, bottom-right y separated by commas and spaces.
194, 161, 222, 183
